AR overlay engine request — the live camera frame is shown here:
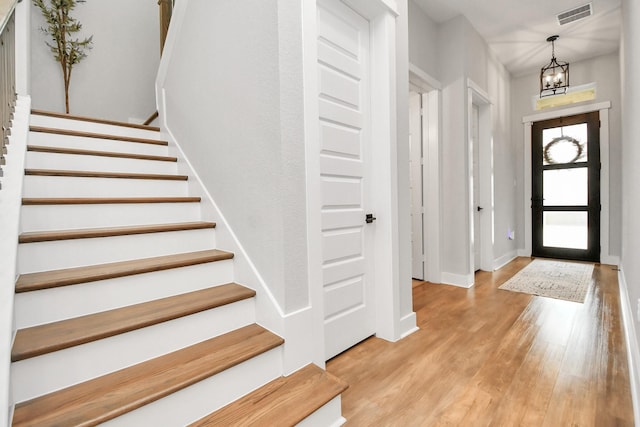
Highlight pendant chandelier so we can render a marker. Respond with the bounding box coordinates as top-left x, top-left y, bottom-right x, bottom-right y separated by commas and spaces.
540, 35, 570, 98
